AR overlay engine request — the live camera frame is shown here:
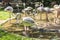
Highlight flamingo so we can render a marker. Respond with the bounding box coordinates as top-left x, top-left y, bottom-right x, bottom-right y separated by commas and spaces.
4, 6, 13, 23
22, 17, 35, 36
22, 7, 33, 16
37, 5, 44, 20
